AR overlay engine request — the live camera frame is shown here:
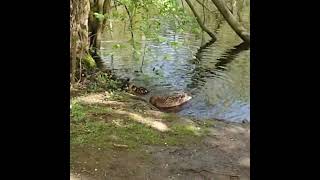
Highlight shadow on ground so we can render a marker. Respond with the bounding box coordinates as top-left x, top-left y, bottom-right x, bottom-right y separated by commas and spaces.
71, 92, 250, 180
